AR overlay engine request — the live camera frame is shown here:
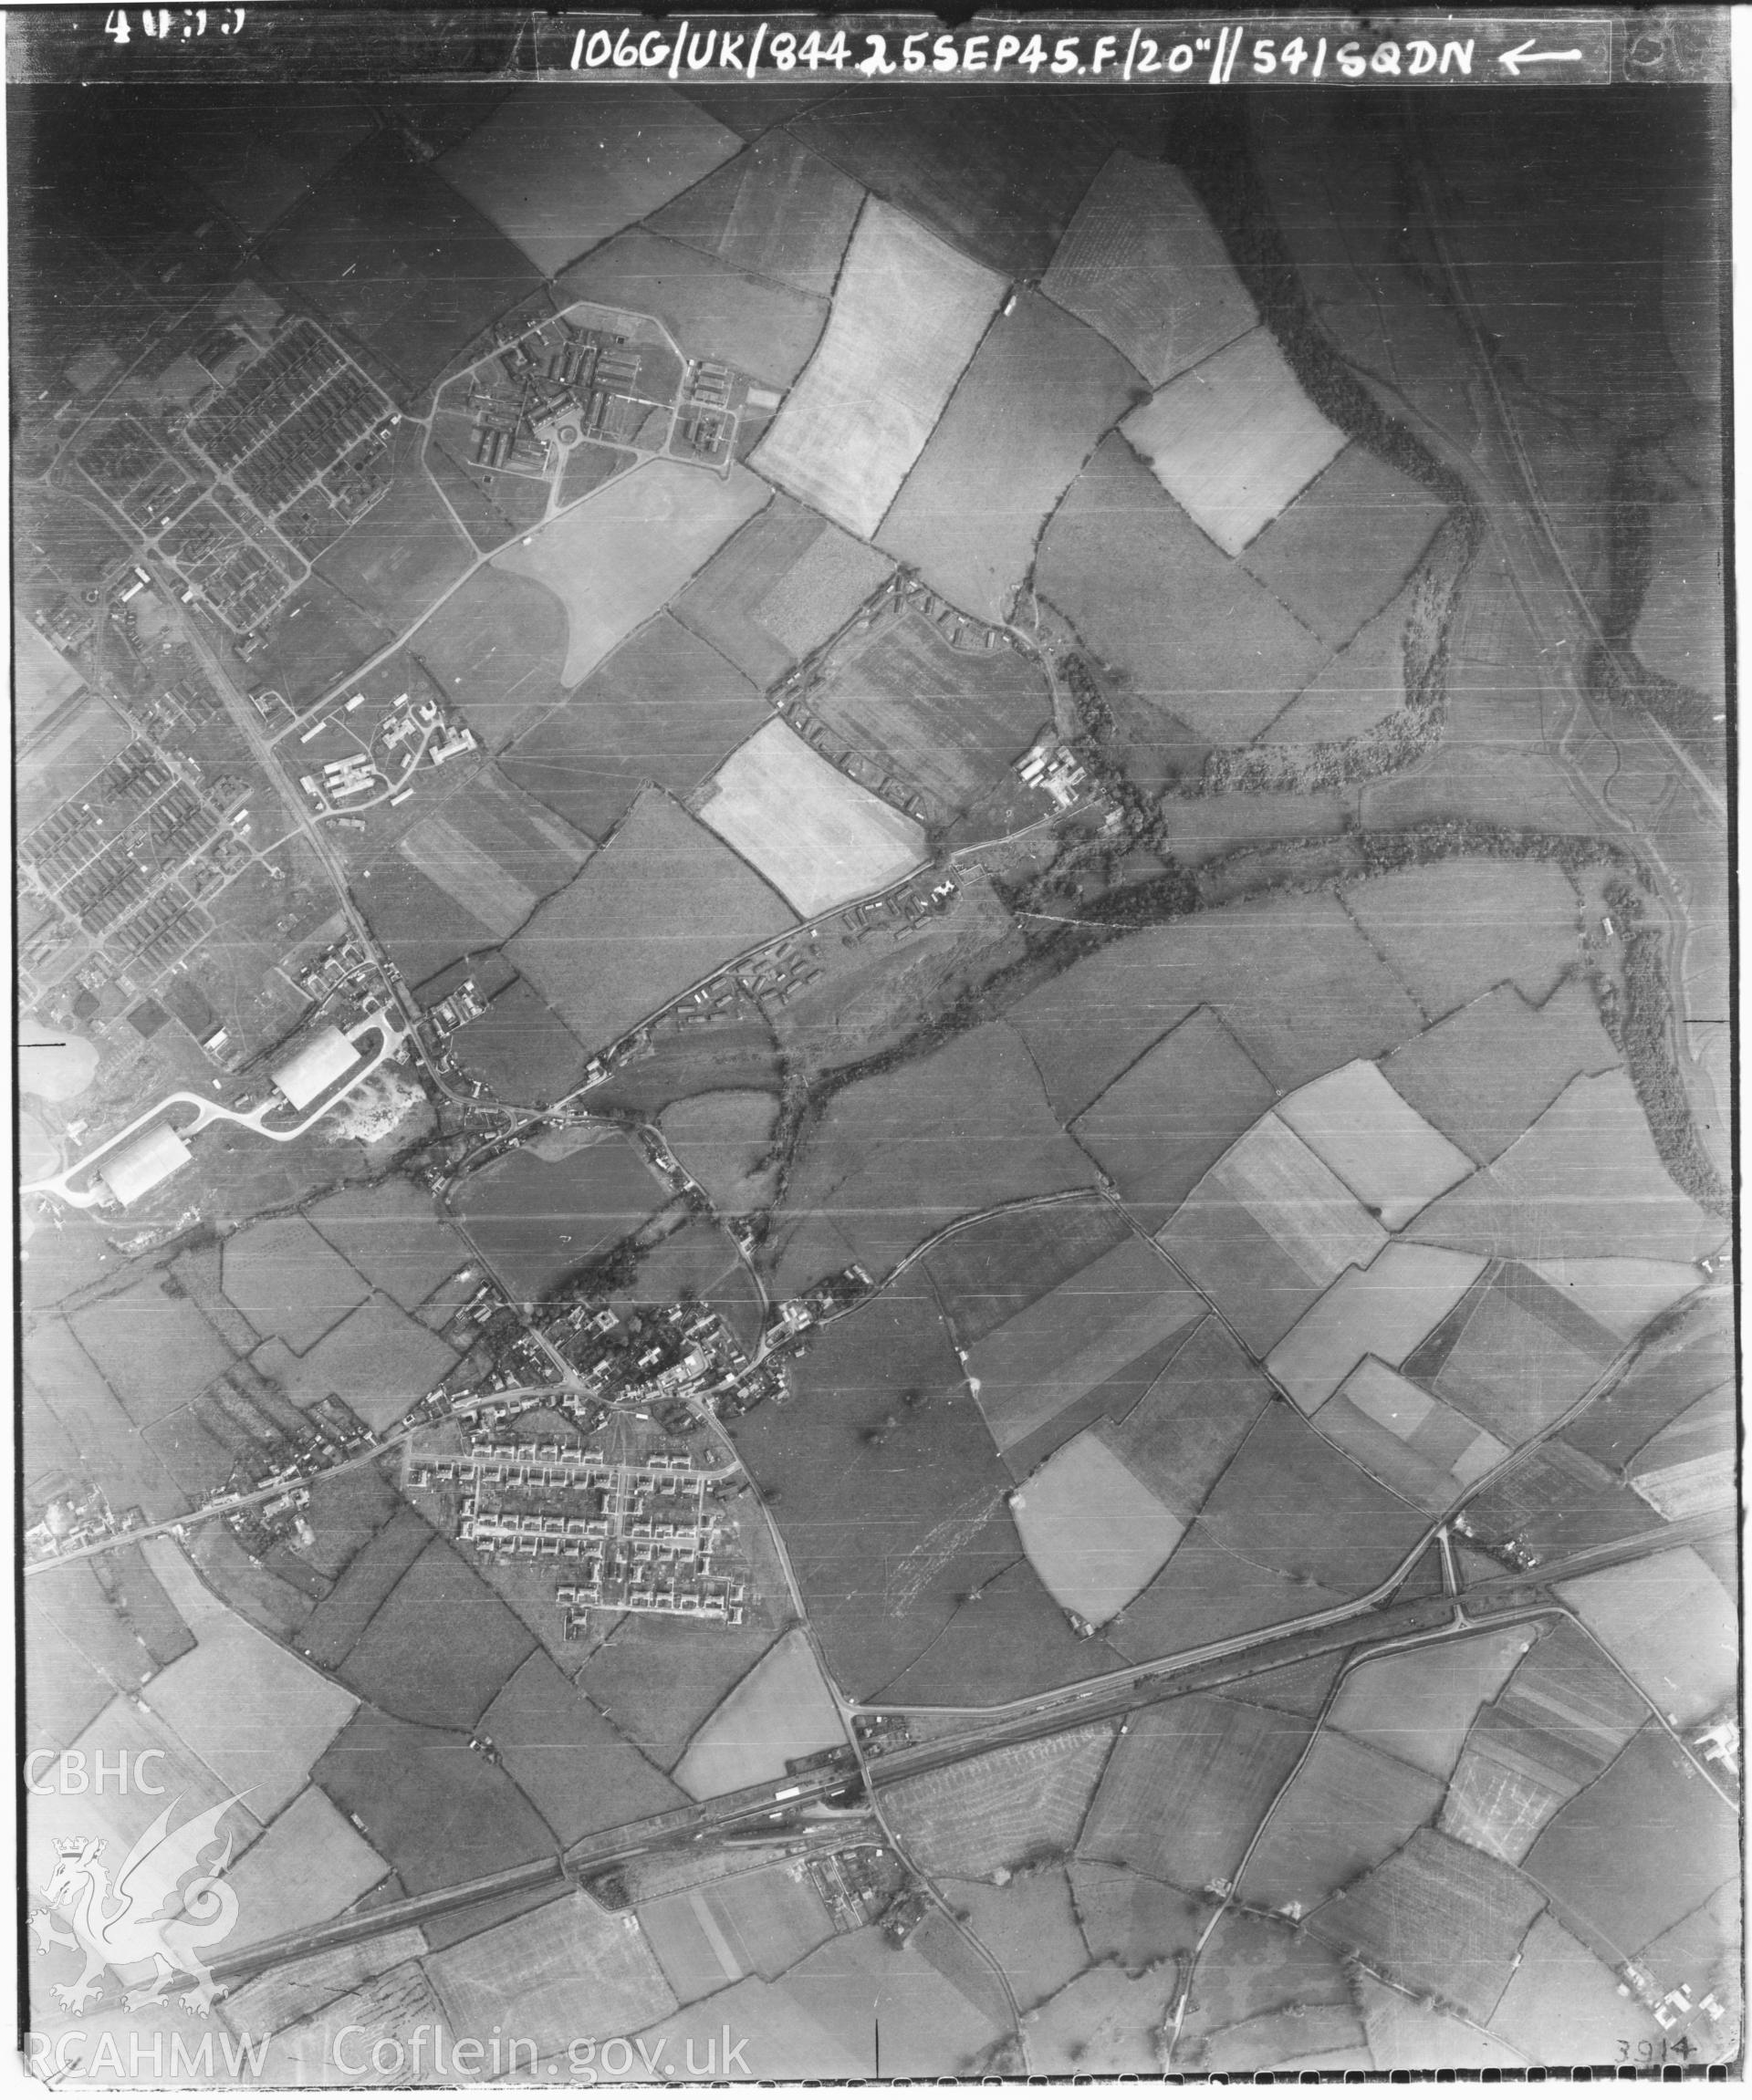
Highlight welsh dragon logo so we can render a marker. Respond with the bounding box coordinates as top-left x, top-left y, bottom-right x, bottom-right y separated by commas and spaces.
31, 1795, 245, 2016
